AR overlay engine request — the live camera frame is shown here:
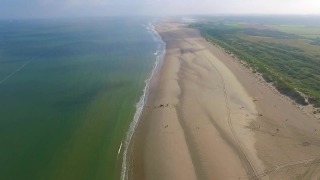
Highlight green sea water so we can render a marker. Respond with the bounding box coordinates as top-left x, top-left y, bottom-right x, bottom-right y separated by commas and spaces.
0, 17, 158, 180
